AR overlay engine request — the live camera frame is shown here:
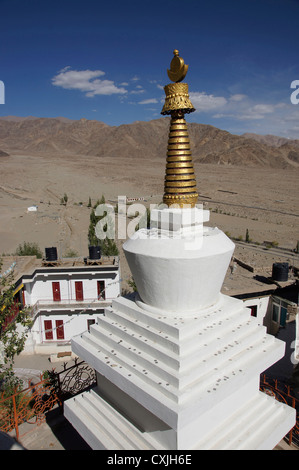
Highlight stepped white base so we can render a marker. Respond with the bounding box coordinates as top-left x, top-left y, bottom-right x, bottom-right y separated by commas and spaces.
64, 387, 295, 450
64, 294, 296, 450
